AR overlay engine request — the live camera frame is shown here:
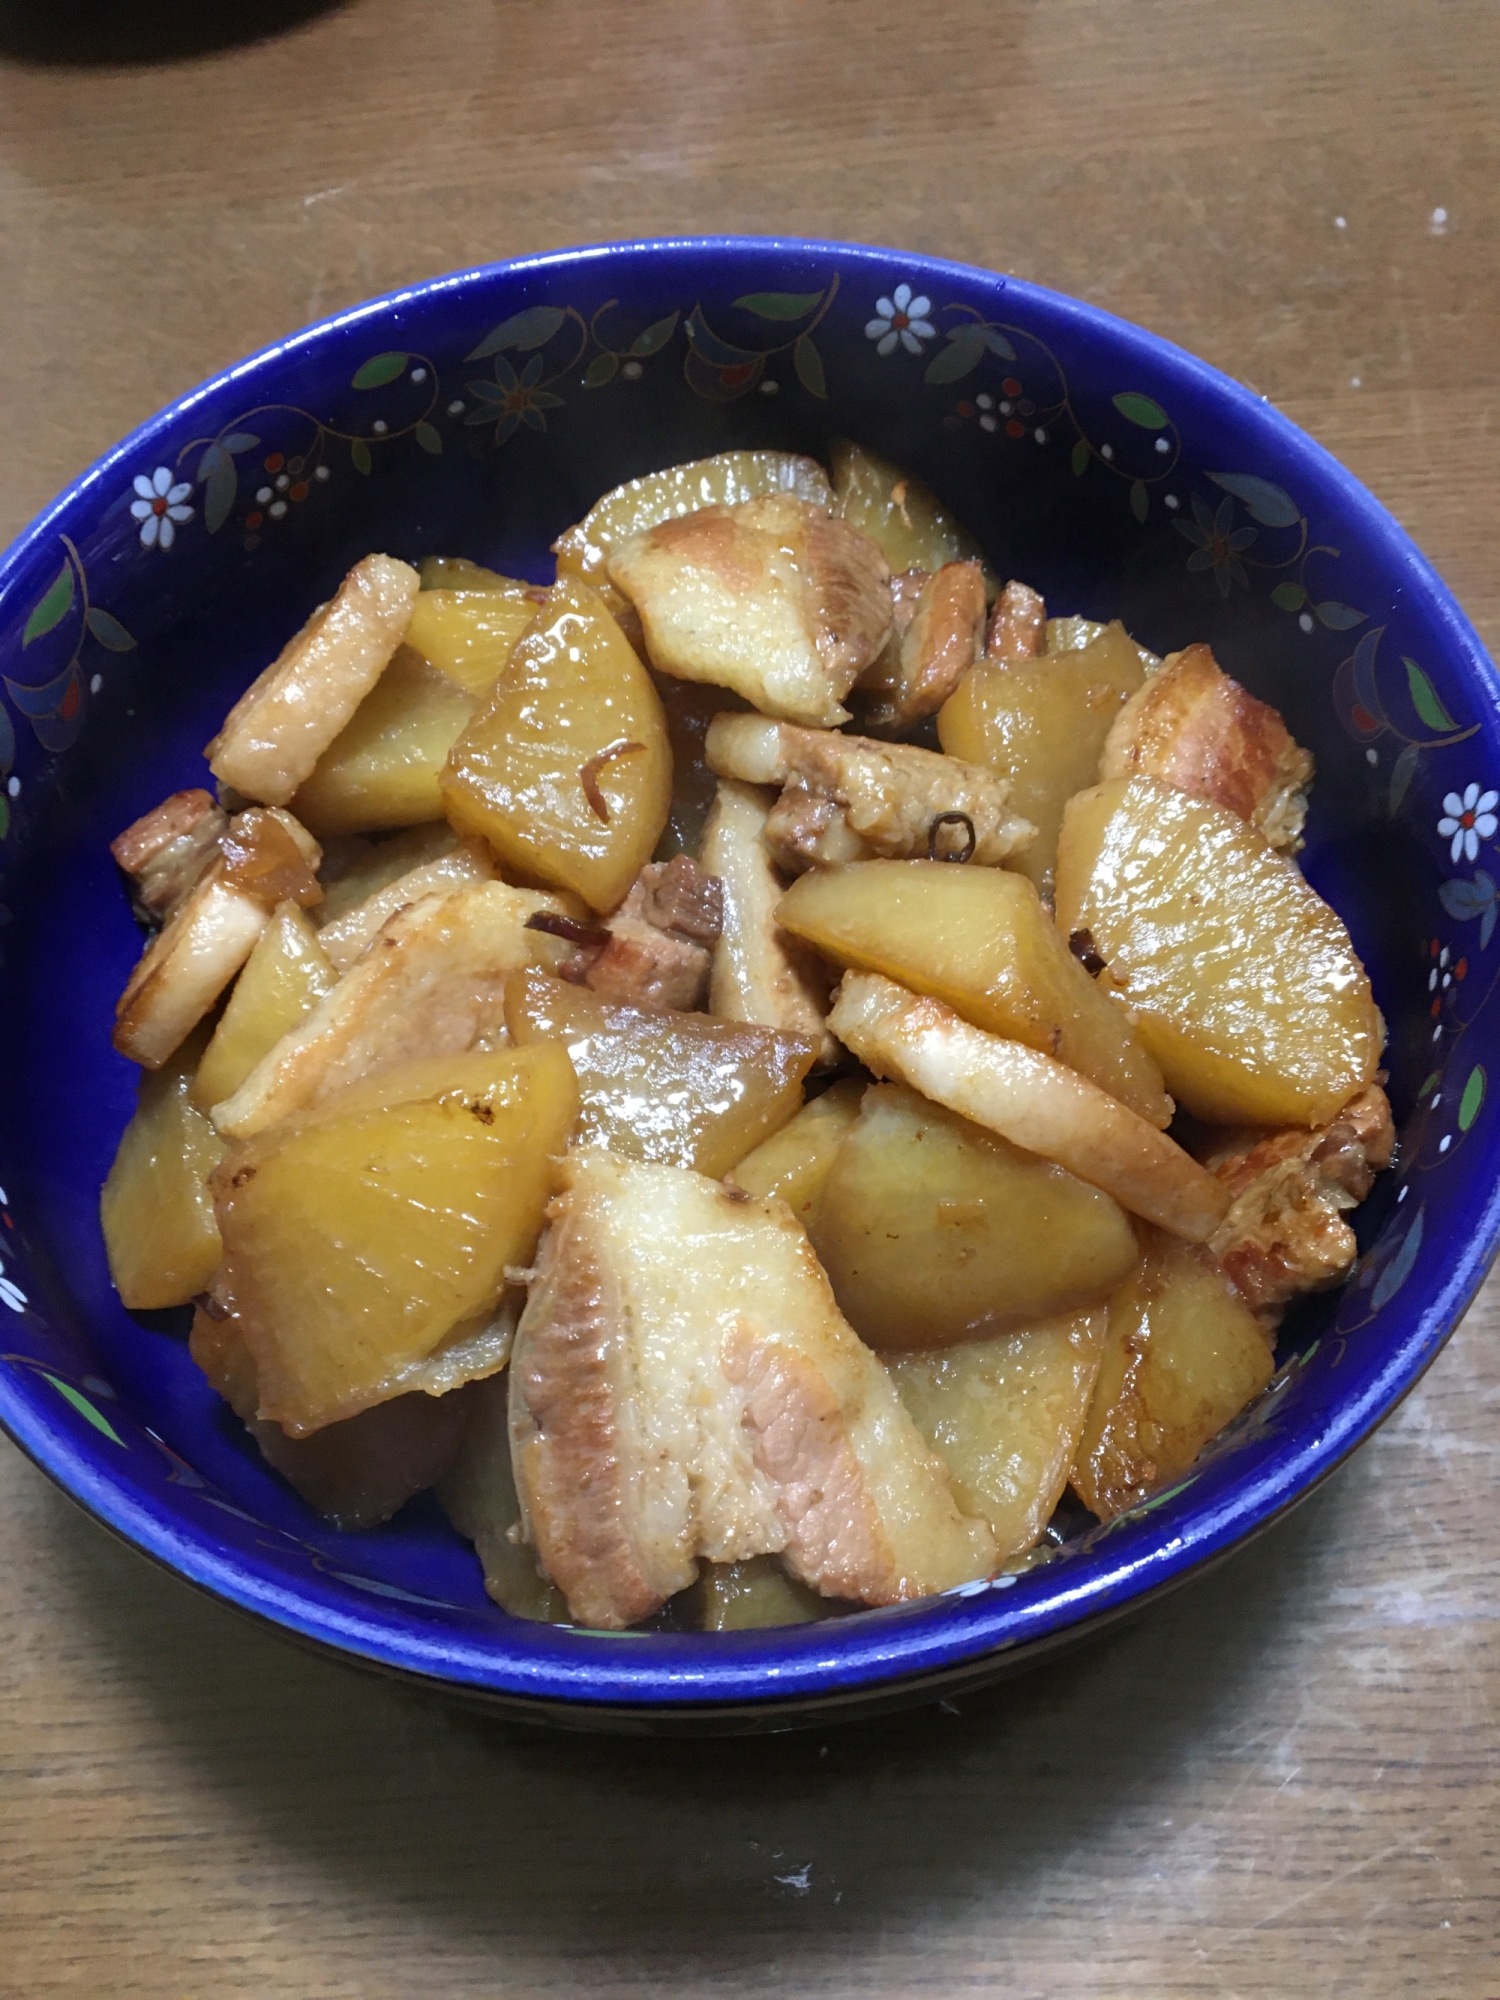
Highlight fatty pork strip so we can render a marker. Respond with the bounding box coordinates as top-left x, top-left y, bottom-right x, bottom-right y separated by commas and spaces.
699, 778, 836, 1056
552, 855, 725, 1011
509, 1151, 996, 1629
206, 553, 420, 805
1100, 642, 1314, 853
111, 788, 229, 923
113, 807, 323, 1068
1202, 1082, 1396, 1325
607, 494, 895, 728
210, 879, 578, 1139
704, 712, 1034, 873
